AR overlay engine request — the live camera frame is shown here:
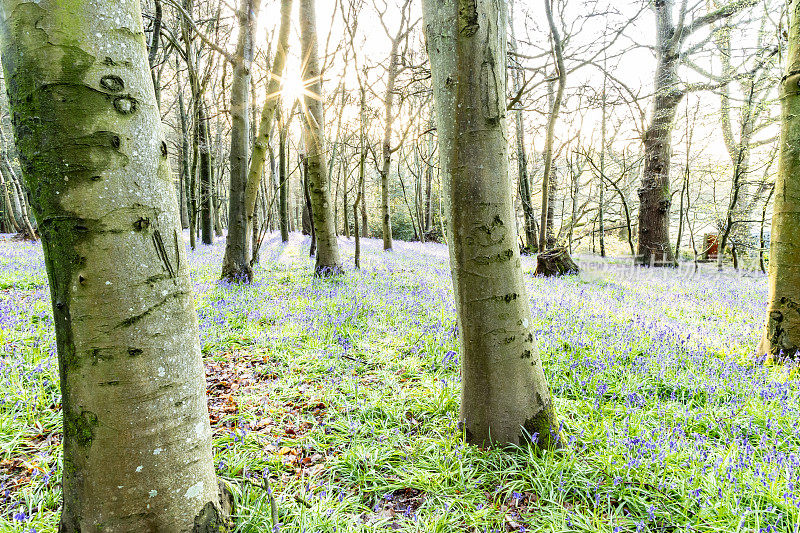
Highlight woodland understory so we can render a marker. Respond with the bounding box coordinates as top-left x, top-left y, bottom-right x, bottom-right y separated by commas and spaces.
1, 233, 798, 533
